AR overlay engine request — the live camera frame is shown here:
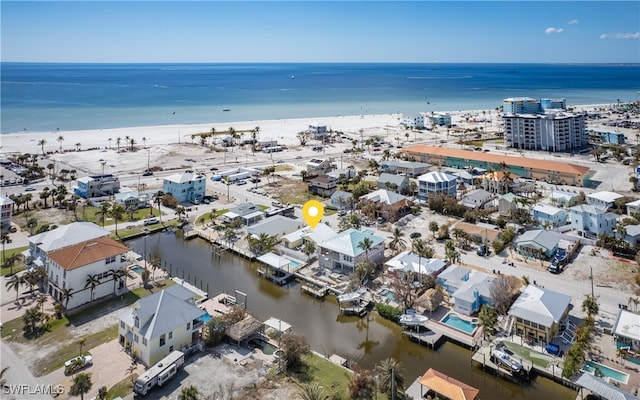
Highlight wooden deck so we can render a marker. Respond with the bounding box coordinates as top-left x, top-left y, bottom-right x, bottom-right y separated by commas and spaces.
422, 318, 482, 348
301, 285, 327, 298
403, 328, 444, 349
472, 344, 533, 381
